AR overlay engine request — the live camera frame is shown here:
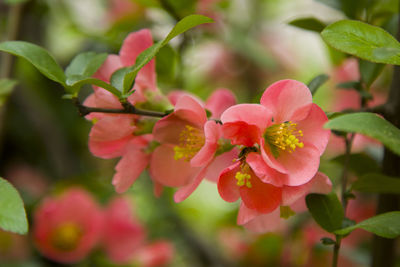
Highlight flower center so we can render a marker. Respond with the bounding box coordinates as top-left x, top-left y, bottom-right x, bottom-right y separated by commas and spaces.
264, 121, 304, 154
235, 163, 252, 188
51, 222, 82, 251
174, 125, 205, 161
